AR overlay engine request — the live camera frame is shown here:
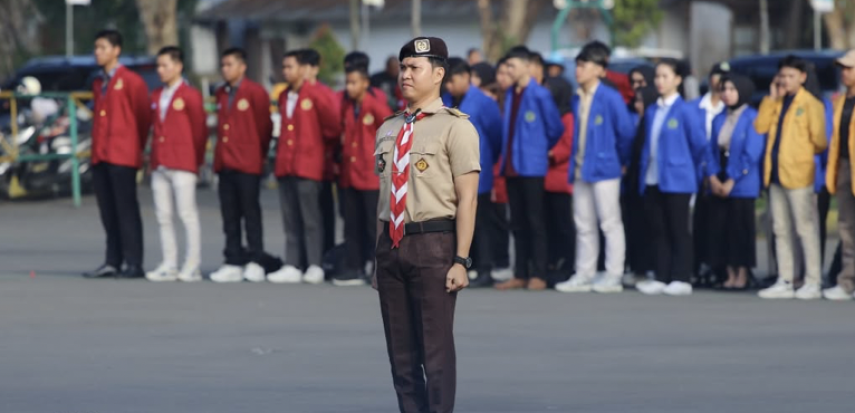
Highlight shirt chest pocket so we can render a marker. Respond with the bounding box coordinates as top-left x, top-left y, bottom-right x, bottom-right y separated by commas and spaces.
409, 141, 442, 178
